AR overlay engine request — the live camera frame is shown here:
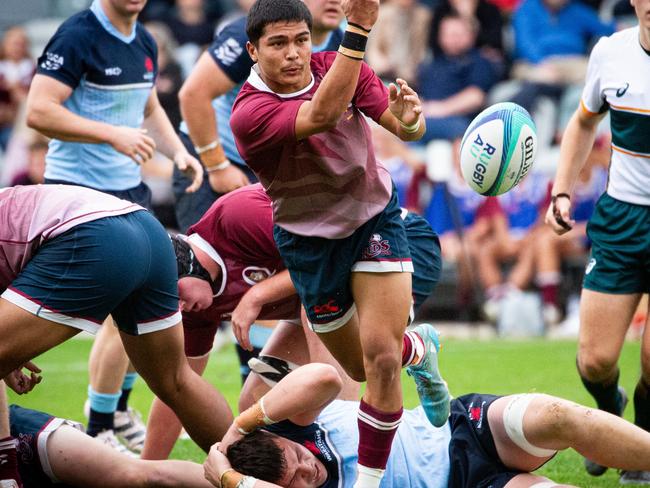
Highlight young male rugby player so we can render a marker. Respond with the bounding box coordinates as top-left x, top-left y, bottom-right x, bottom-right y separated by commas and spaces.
545, 0, 650, 481
229, 0, 444, 485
